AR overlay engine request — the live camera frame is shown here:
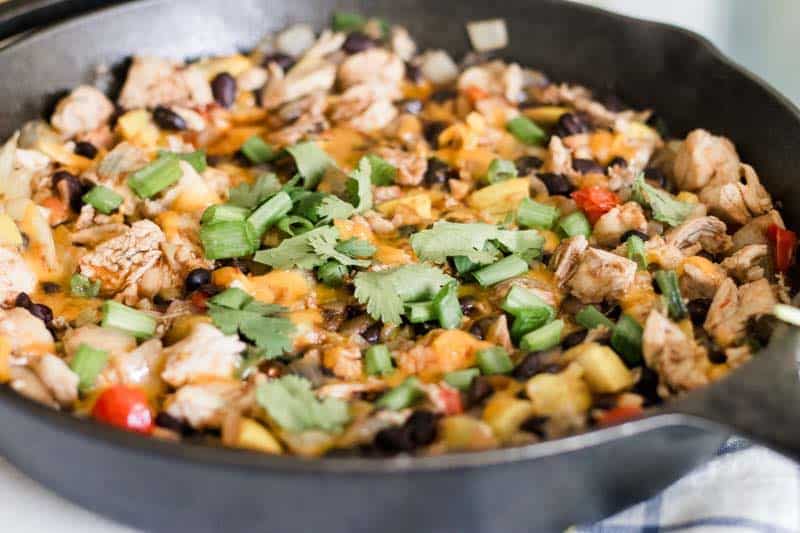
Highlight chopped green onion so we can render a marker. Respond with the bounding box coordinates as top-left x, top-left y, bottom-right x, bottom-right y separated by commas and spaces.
128, 155, 182, 198
69, 344, 109, 392
558, 211, 592, 238
364, 344, 394, 376
200, 204, 250, 224
501, 285, 553, 318
626, 235, 648, 270
209, 287, 252, 309
520, 319, 564, 352
335, 238, 377, 259
376, 377, 422, 410
317, 260, 348, 287
82, 185, 123, 215
473, 255, 529, 287
443, 368, 480, 390
774, 304, 800, 326
432, 281, 462, 329
654, 270, 688, 320
101, 301, 156, 339
276, 215, 314, 236
575, 305, 615, 330
247, 191, 293, 238
240, 135, 276, 164
366, 154, 397, 185
405, 301, 435, 324
611, 314, 643, 365
511, 309, 553, 340
70, 274, 100, 298
476, 346, 513, 375
507, 116, 546, 145
332, 11, 366, 32
517, 198, 560, 230
159, 149, 207, 172
486, 158, 518, 184
453, 255, 480, 275
200, 221, 258, 259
